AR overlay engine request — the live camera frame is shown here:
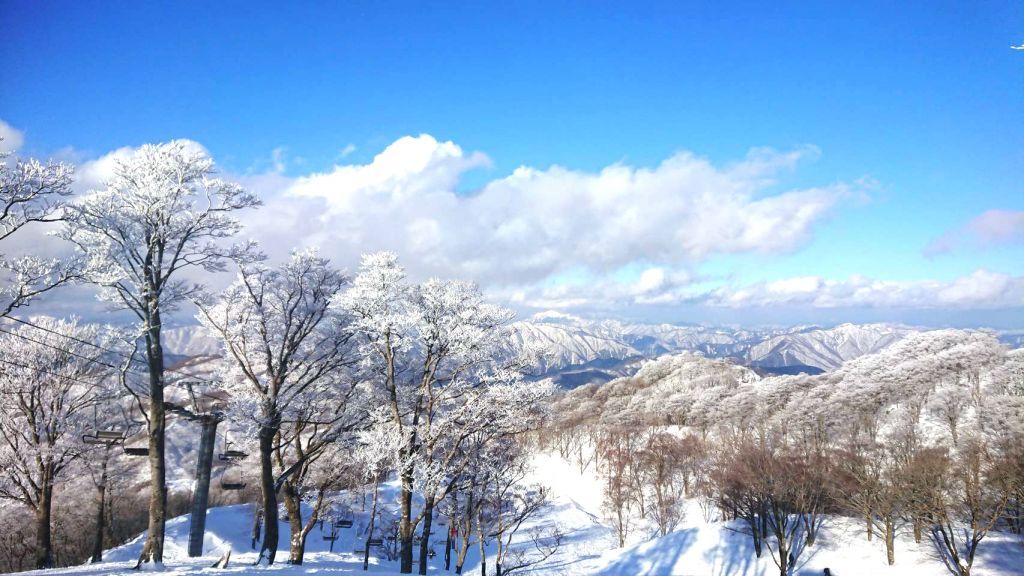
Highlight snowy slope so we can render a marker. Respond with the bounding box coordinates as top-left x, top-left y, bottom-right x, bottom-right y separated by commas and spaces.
161, 326, 222, 359
22, 450, 1024, 576
523, 313, 920, 375
505, 321, 642, 372
743, 323, 912, 371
